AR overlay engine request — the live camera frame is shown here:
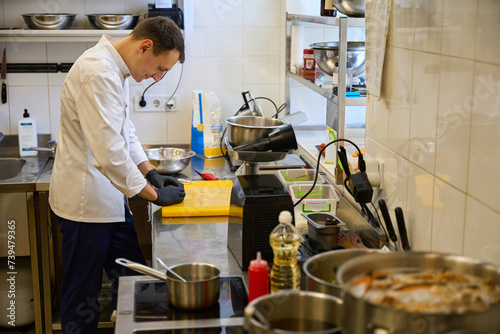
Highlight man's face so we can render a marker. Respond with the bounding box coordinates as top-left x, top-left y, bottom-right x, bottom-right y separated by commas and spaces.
132, 44, 180, 83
